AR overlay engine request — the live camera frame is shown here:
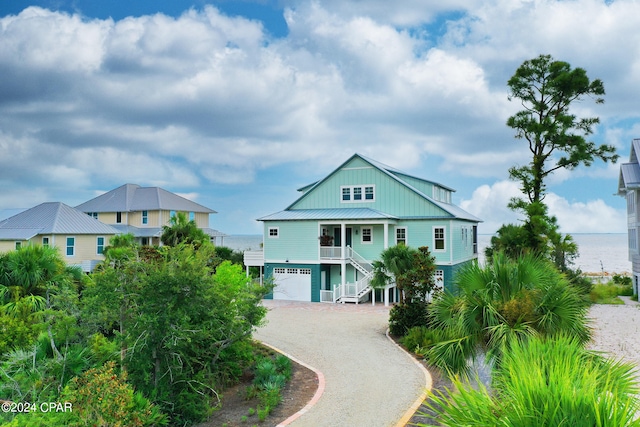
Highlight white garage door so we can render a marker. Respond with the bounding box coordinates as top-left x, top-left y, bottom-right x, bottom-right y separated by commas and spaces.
272, 267, 312, 301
